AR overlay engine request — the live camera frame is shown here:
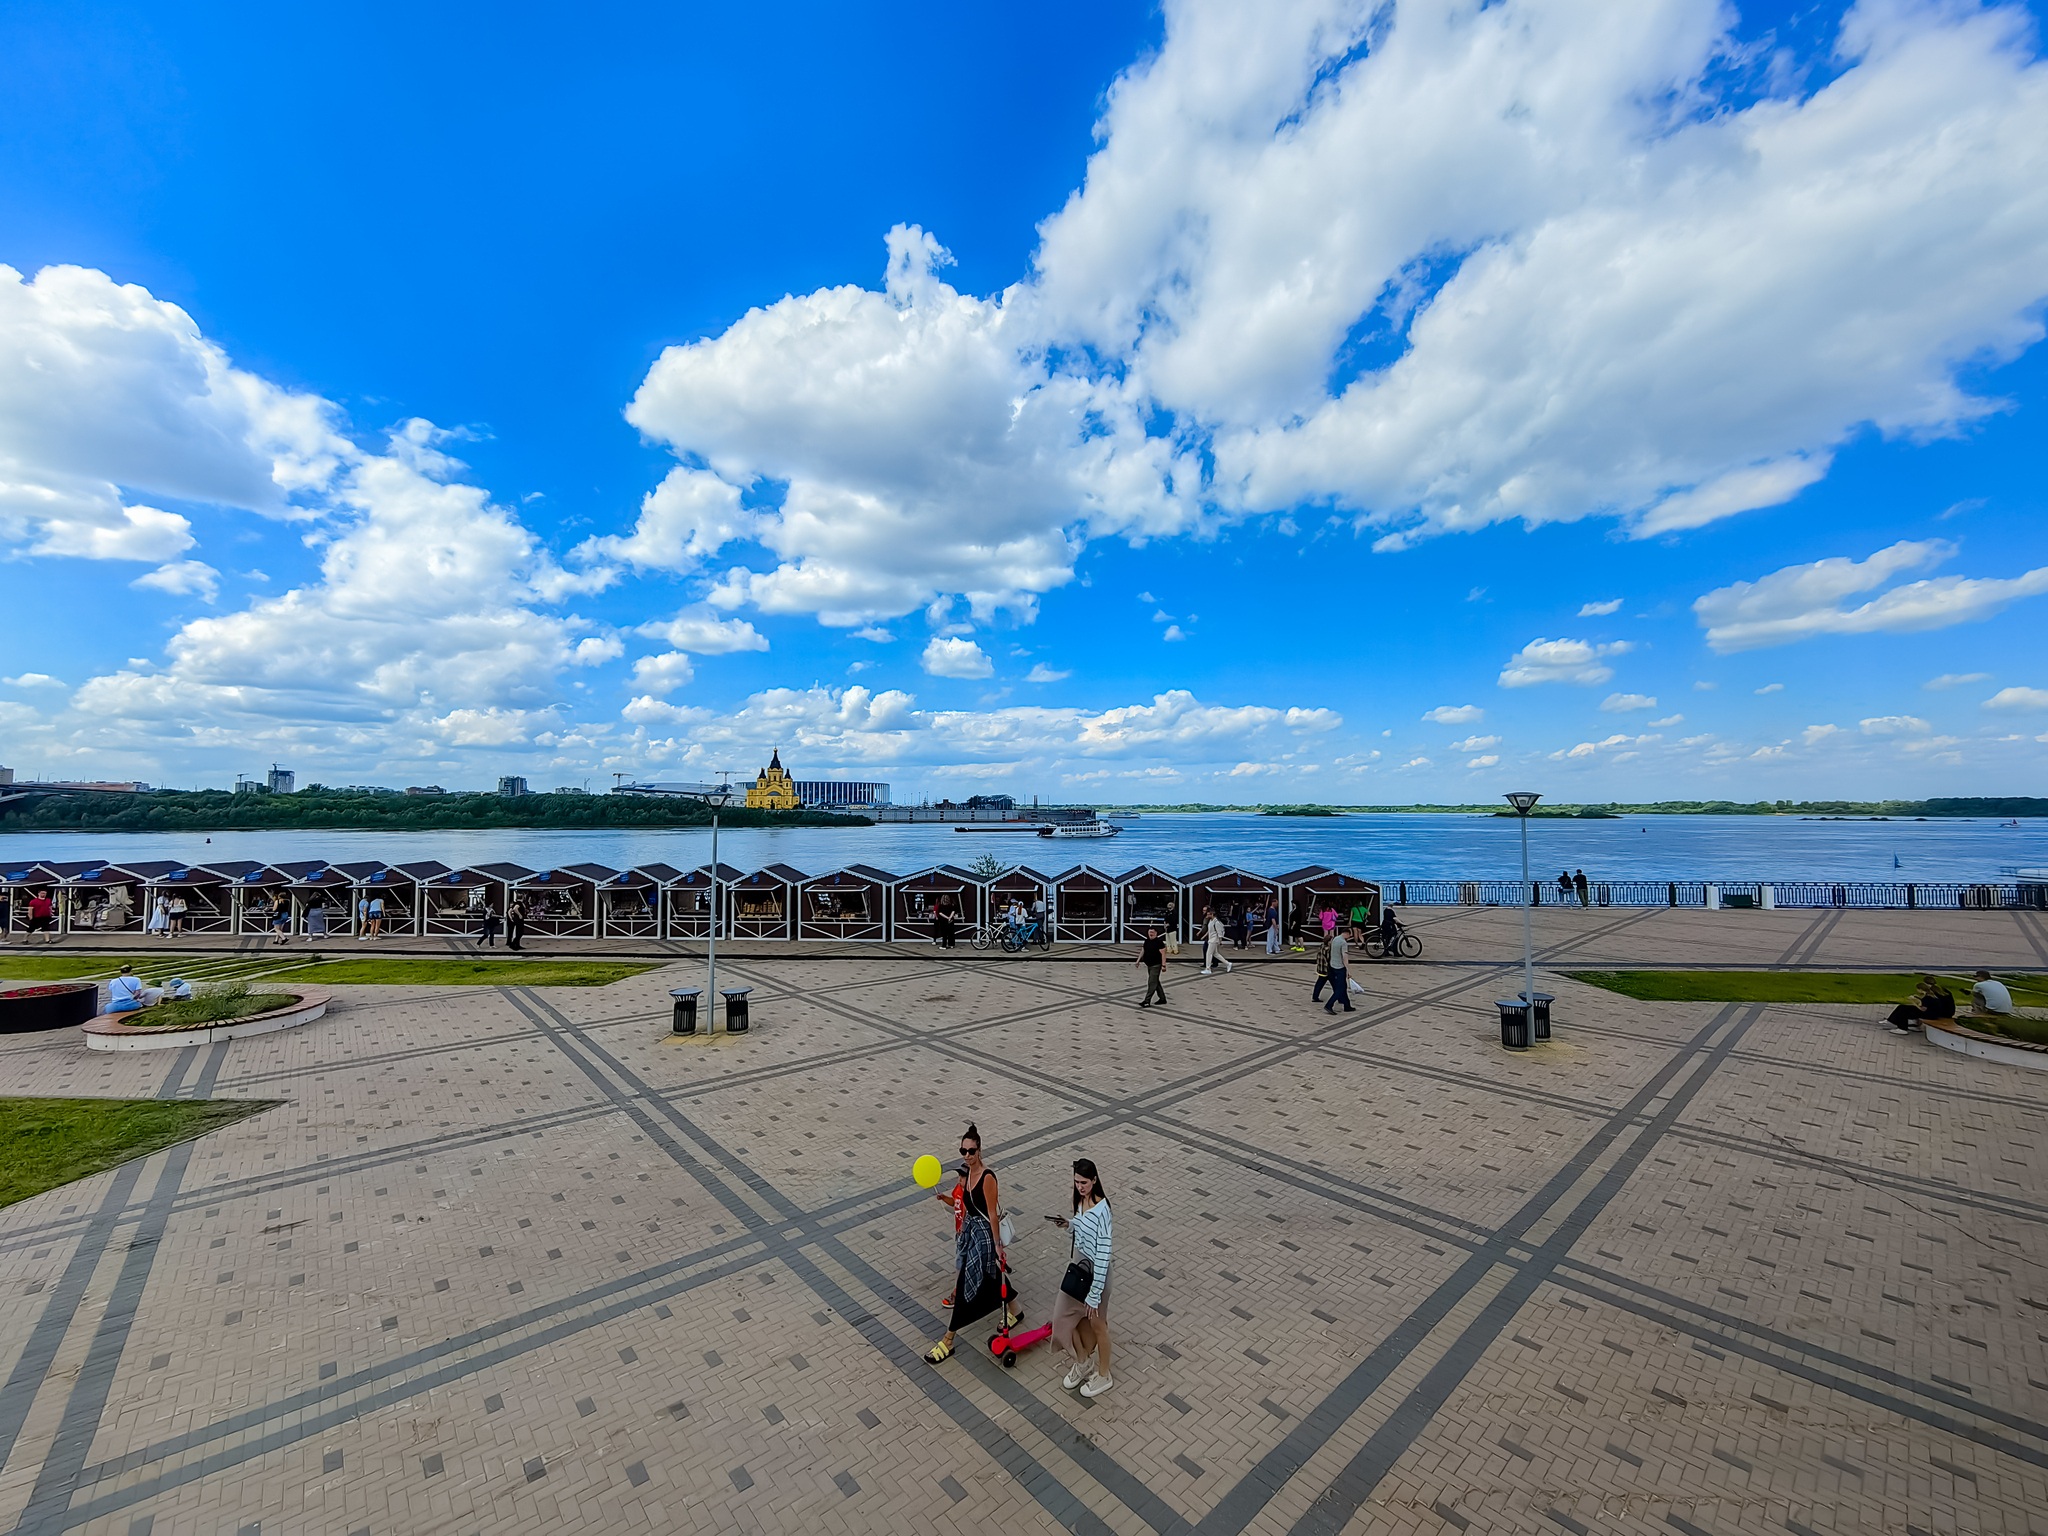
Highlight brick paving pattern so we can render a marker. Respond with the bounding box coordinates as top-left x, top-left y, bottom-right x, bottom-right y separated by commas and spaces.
0, 904, 2042, 1534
